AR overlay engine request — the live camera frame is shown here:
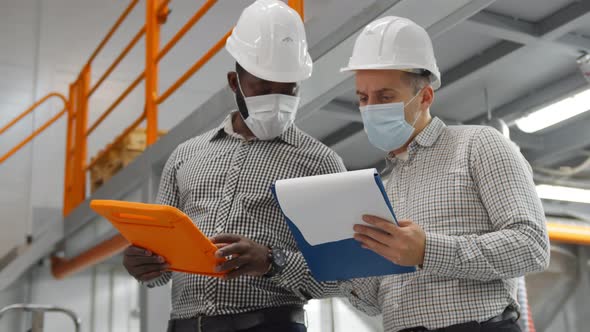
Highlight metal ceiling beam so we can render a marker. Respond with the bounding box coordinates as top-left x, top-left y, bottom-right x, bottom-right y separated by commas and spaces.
536, 174, 590, 191
510, 129, 544, 150
321, 122, 365, 147
442, 40, 523, 89
427, 0, 499, 39
537, 0, 590, 39
464, 11, 588, 56
542, 200, 590, 221
438, 2, 590, 100
307, 0, 405, 60
469, 70, 589, 166
467, 71, 588, 125
558, 33, 590, 52
524, 111, 590, 164
321, 100, 362, 122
